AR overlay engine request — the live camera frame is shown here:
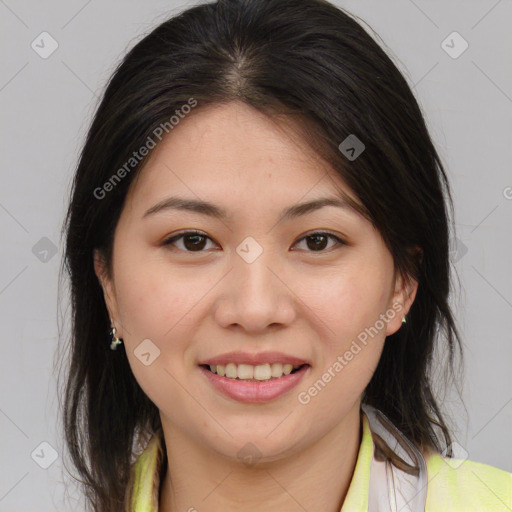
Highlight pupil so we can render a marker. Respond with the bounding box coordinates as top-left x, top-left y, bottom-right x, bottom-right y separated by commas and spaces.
185, 235, 206, 251
307, 234, 327, 251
